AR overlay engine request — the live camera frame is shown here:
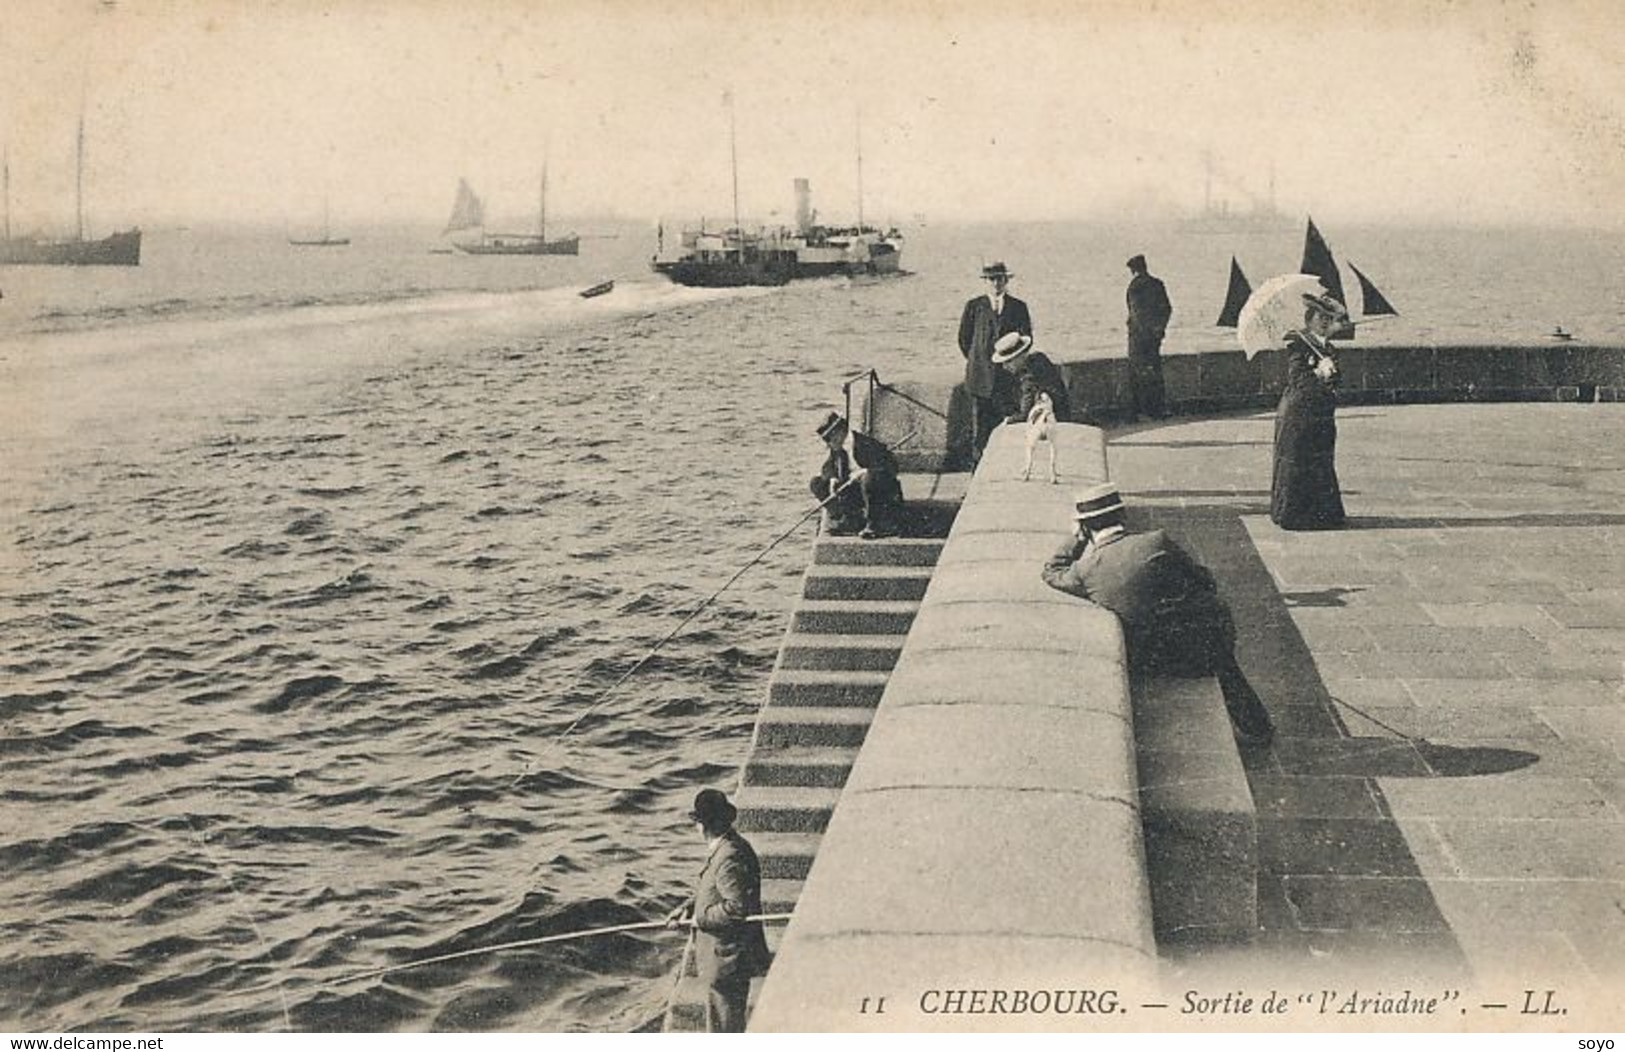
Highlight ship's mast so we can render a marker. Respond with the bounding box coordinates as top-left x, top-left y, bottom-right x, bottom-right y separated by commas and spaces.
539, 161, 548, 242
3, 145, 10, 241
855, 107, 865, 233
76, 113, 86, 241
1202, 148, 1213, 218
726, 90, 741, 258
